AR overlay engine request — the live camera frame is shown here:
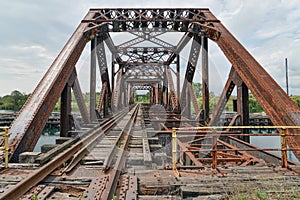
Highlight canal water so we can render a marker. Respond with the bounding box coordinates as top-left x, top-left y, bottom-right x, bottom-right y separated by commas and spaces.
33, 127, 60, 152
